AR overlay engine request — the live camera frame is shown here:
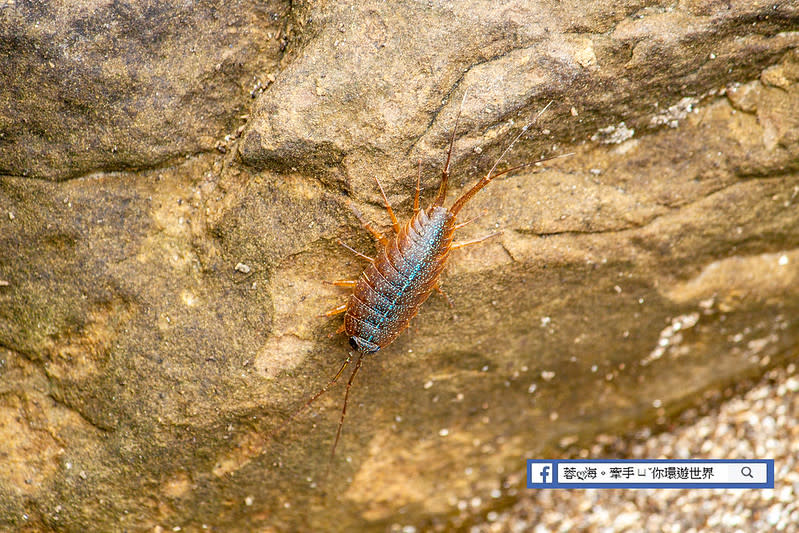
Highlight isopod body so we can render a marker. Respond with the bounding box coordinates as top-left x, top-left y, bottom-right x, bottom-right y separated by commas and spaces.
293, 99, 559, 463
336, 108, 536, 354
345, 204, 454, 353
